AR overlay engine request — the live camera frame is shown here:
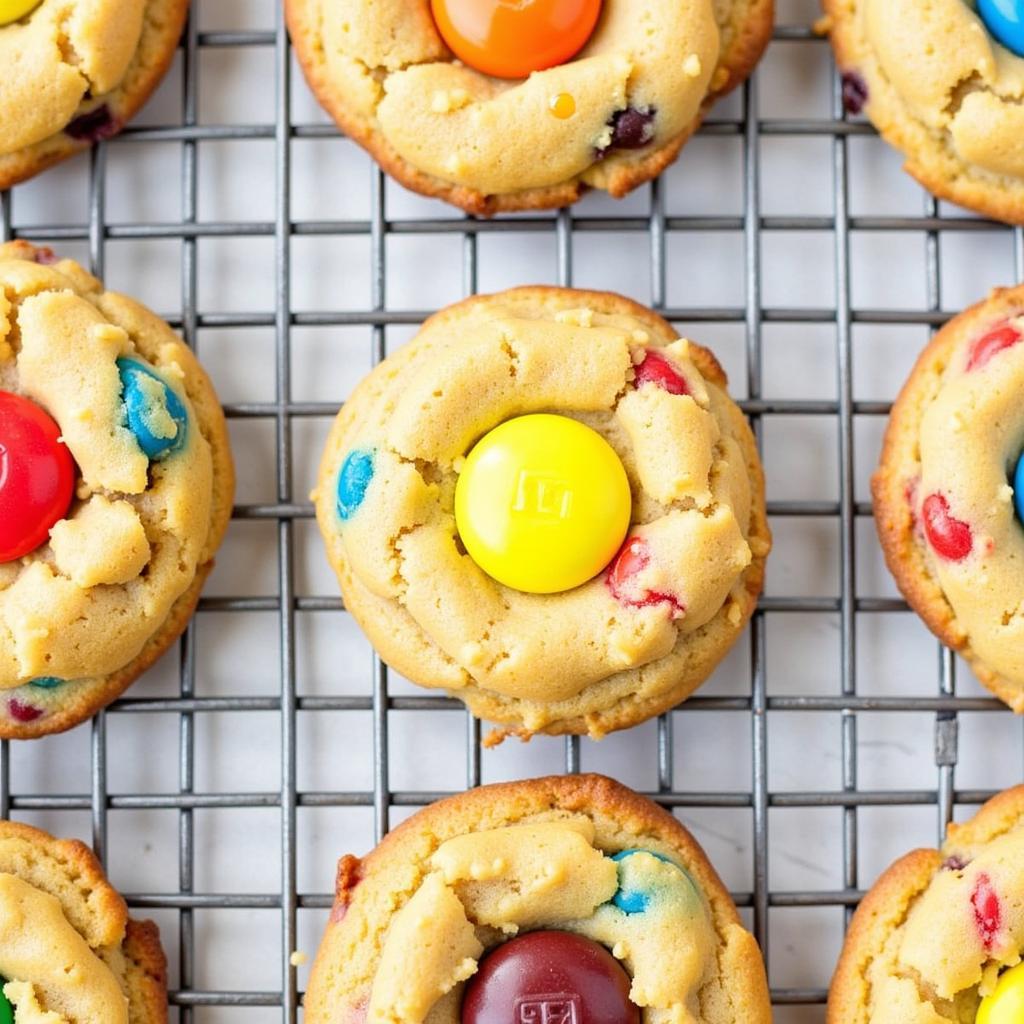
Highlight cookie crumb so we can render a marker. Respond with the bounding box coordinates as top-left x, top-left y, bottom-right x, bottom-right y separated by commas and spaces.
92, 323, 127, 345
445, 154, 468, 176
431, 88, 470, 114
683, 54, 702, 78
290, 951, 308, 967
555, 308, 594, 328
